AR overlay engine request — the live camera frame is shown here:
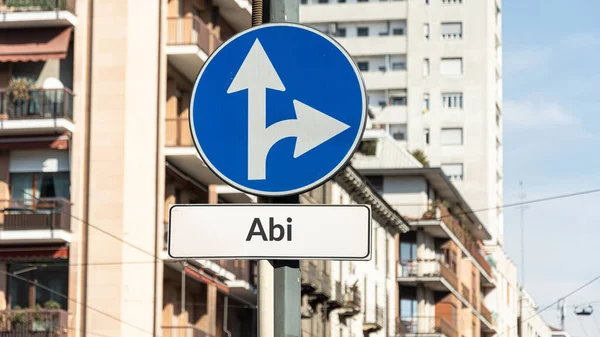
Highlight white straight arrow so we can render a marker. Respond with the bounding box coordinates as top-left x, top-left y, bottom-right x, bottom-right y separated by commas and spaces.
227, 38, 350, 180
